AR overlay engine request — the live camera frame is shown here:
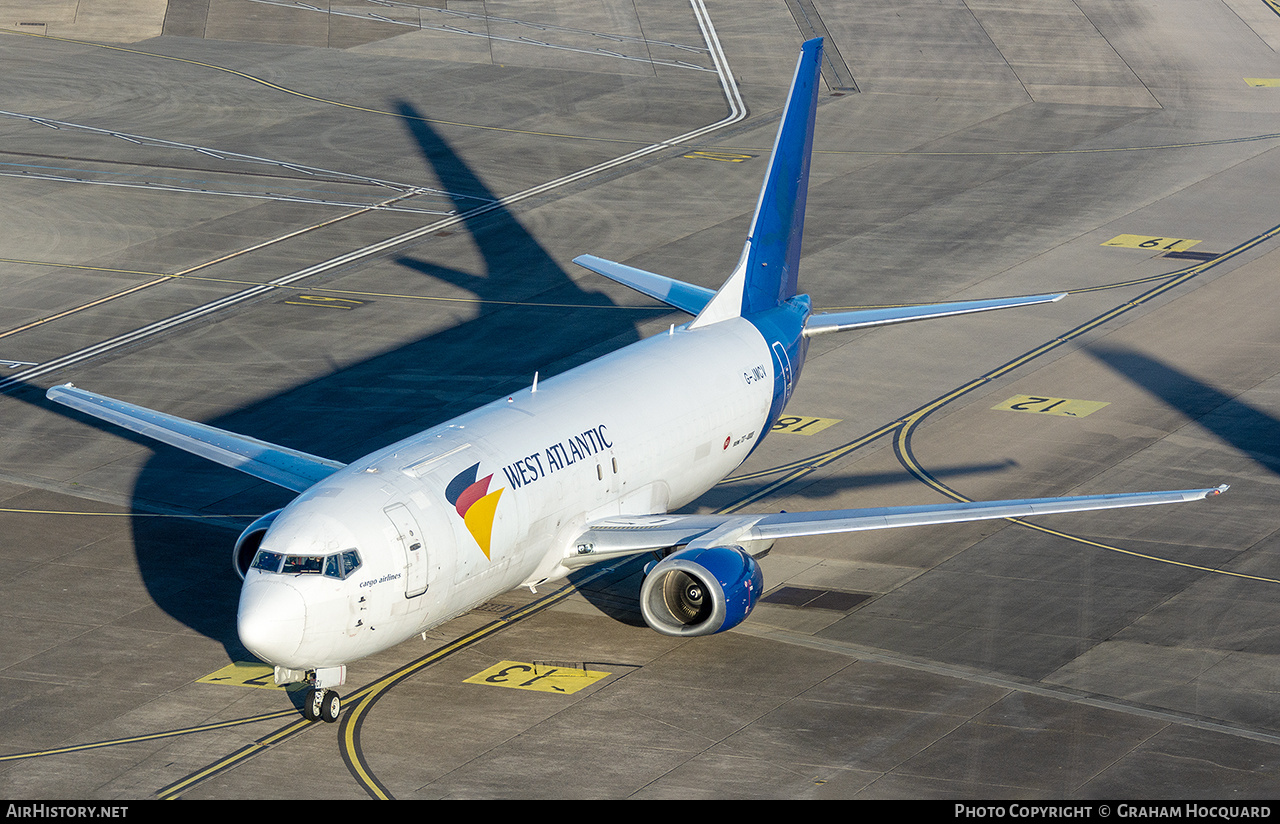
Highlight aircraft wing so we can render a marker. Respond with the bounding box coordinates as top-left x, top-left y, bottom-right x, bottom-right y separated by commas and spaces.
564, 485, 1228, 568
46, 384, 345, 492
573, 254, 715, 315
803, 293, 1067, 337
